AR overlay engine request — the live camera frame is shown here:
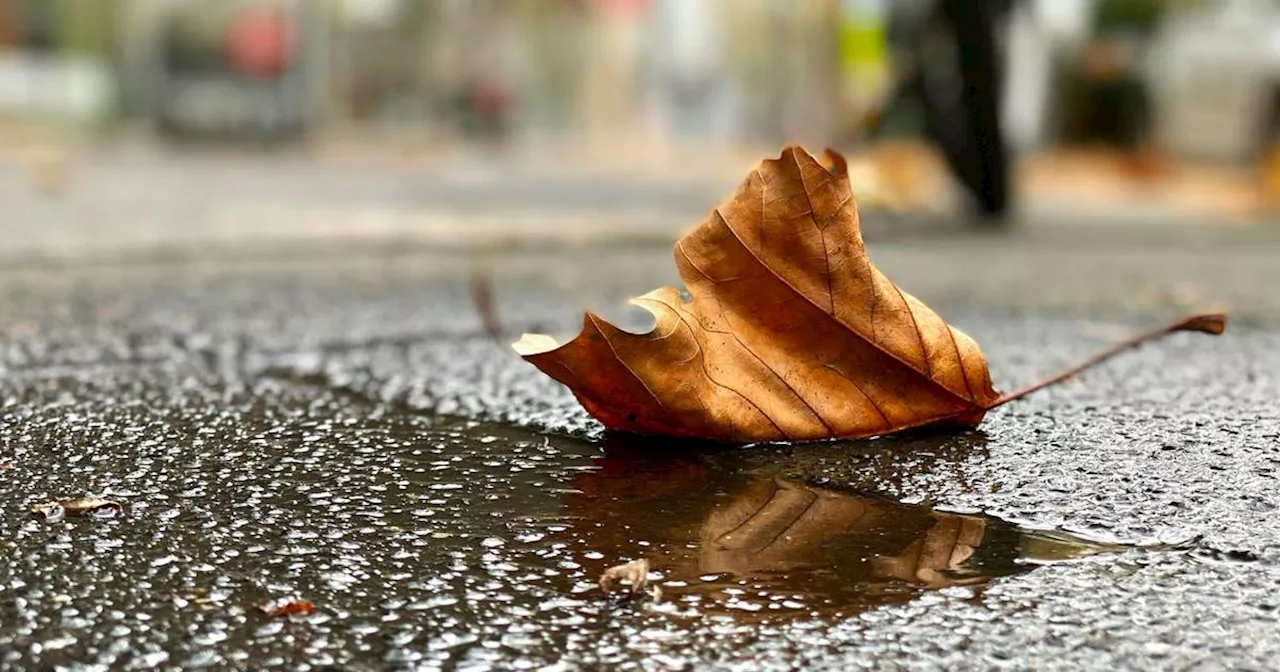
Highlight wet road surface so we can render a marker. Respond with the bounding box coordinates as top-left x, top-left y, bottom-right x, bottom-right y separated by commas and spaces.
0, 254, 1278, 670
